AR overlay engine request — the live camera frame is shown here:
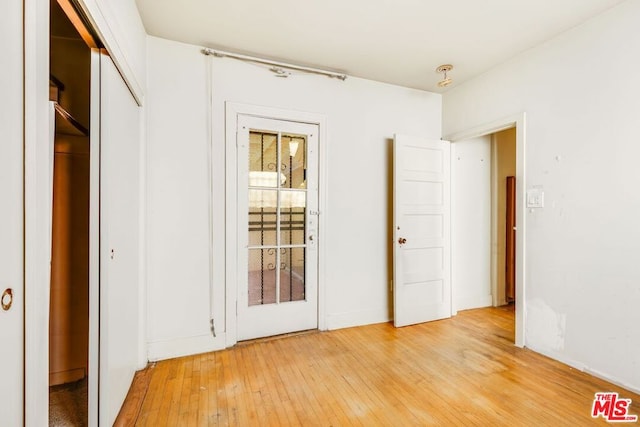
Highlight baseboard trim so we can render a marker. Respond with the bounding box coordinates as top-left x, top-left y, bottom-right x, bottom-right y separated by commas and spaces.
49, 368, 85, 386
456, 295, 493, 312
529, 345, 640, 395
147, 333, 226, 362
584, 367, 640, 396
326, 309, 390, 330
